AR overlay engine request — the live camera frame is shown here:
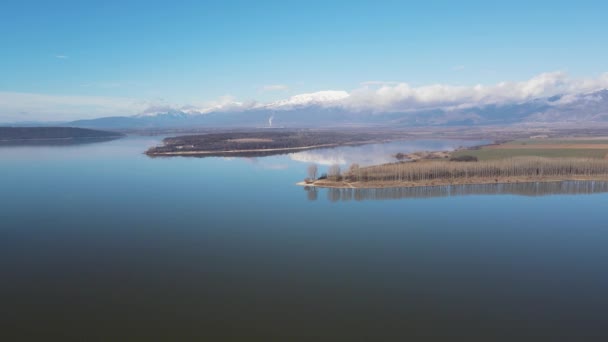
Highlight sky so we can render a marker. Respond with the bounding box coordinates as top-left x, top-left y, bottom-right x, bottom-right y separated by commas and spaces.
1, 0, 607, 122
